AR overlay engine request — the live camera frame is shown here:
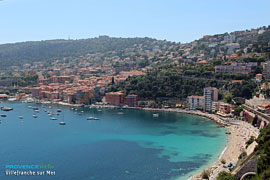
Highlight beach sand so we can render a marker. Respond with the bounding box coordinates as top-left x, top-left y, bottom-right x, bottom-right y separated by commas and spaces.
190, 120, 259, 180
